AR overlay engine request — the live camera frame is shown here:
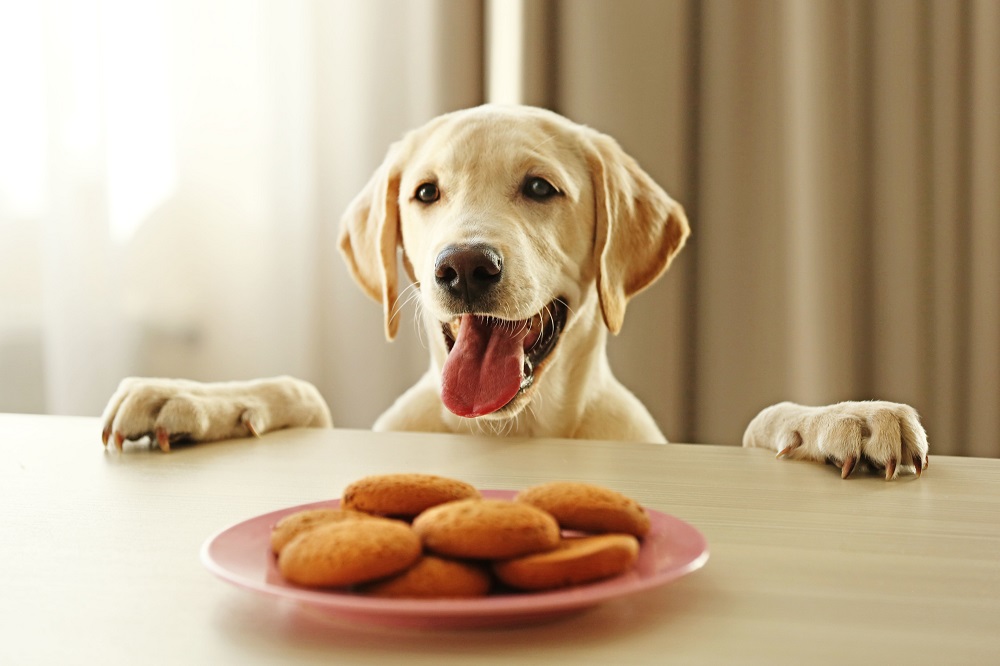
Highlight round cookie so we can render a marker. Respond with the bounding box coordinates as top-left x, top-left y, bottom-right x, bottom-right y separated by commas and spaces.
270, 508, 375, 554
278, 518, 421, 588
362, 556, 492, 599
412, 498, 560, 560
342, 473, 481, 518
515, 481, 651, 537
493, 534, 640, 591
